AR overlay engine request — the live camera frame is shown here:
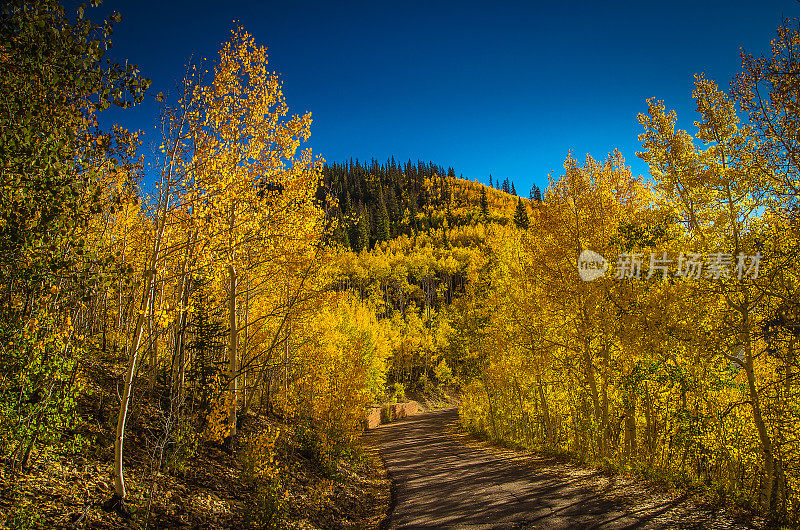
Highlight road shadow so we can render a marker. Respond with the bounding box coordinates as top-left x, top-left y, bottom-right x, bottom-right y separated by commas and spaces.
367, 408, 756, 530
